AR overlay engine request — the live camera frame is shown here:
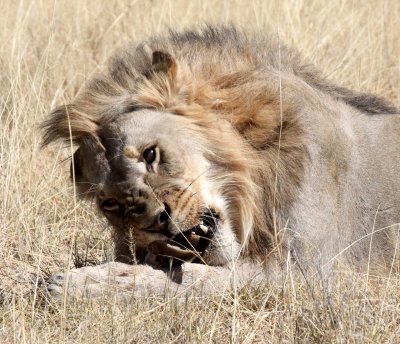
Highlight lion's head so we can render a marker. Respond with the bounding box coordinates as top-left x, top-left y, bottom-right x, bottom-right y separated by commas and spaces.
72, 107, 243, 265
41, 46, 271, 266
